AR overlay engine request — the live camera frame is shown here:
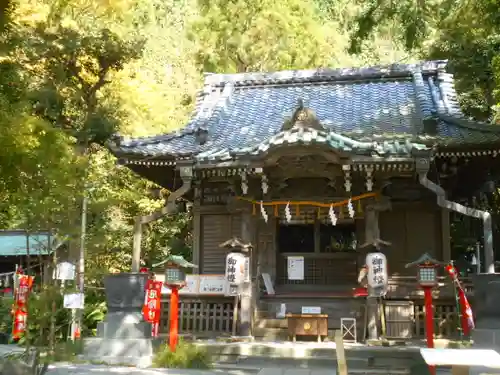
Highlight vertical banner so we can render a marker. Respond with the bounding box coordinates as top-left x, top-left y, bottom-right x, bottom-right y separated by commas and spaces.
444, 264, 474, 335
12, 275, 33, 340
142, 279, 163, 337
